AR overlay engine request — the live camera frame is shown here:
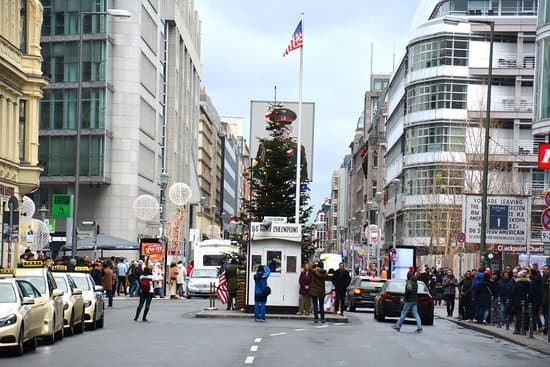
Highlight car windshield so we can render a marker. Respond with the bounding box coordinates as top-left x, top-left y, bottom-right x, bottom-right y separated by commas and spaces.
360, 280, 385, 290
0, 284, 16, 303
54, 277, 69, 293
191, 269, 217, 278
72, 276, 91, 291
385, 280, 429, 294
16, 276, 45, 294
